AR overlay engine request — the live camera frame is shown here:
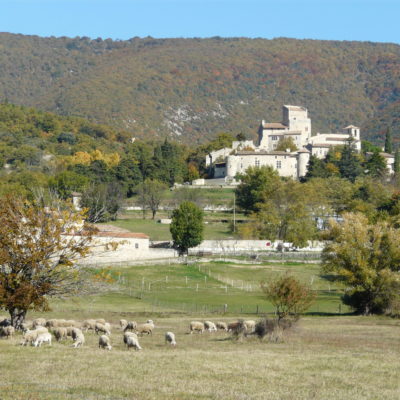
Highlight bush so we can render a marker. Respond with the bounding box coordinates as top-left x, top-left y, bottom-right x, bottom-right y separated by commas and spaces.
261, 275, 315, 320
254, 317, 296, 342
